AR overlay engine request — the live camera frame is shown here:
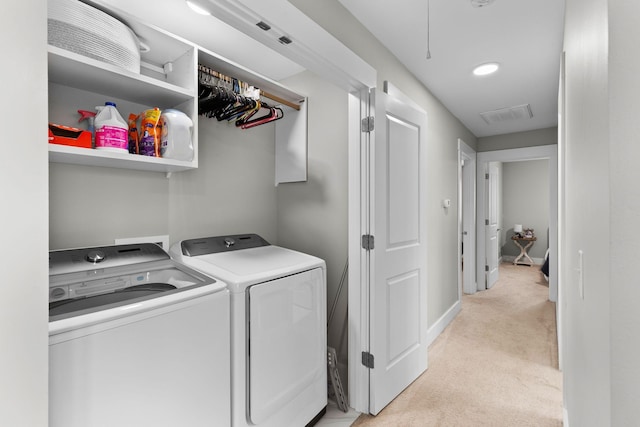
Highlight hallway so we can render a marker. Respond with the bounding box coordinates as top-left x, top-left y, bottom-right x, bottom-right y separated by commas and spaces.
351, 262, 562, 426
